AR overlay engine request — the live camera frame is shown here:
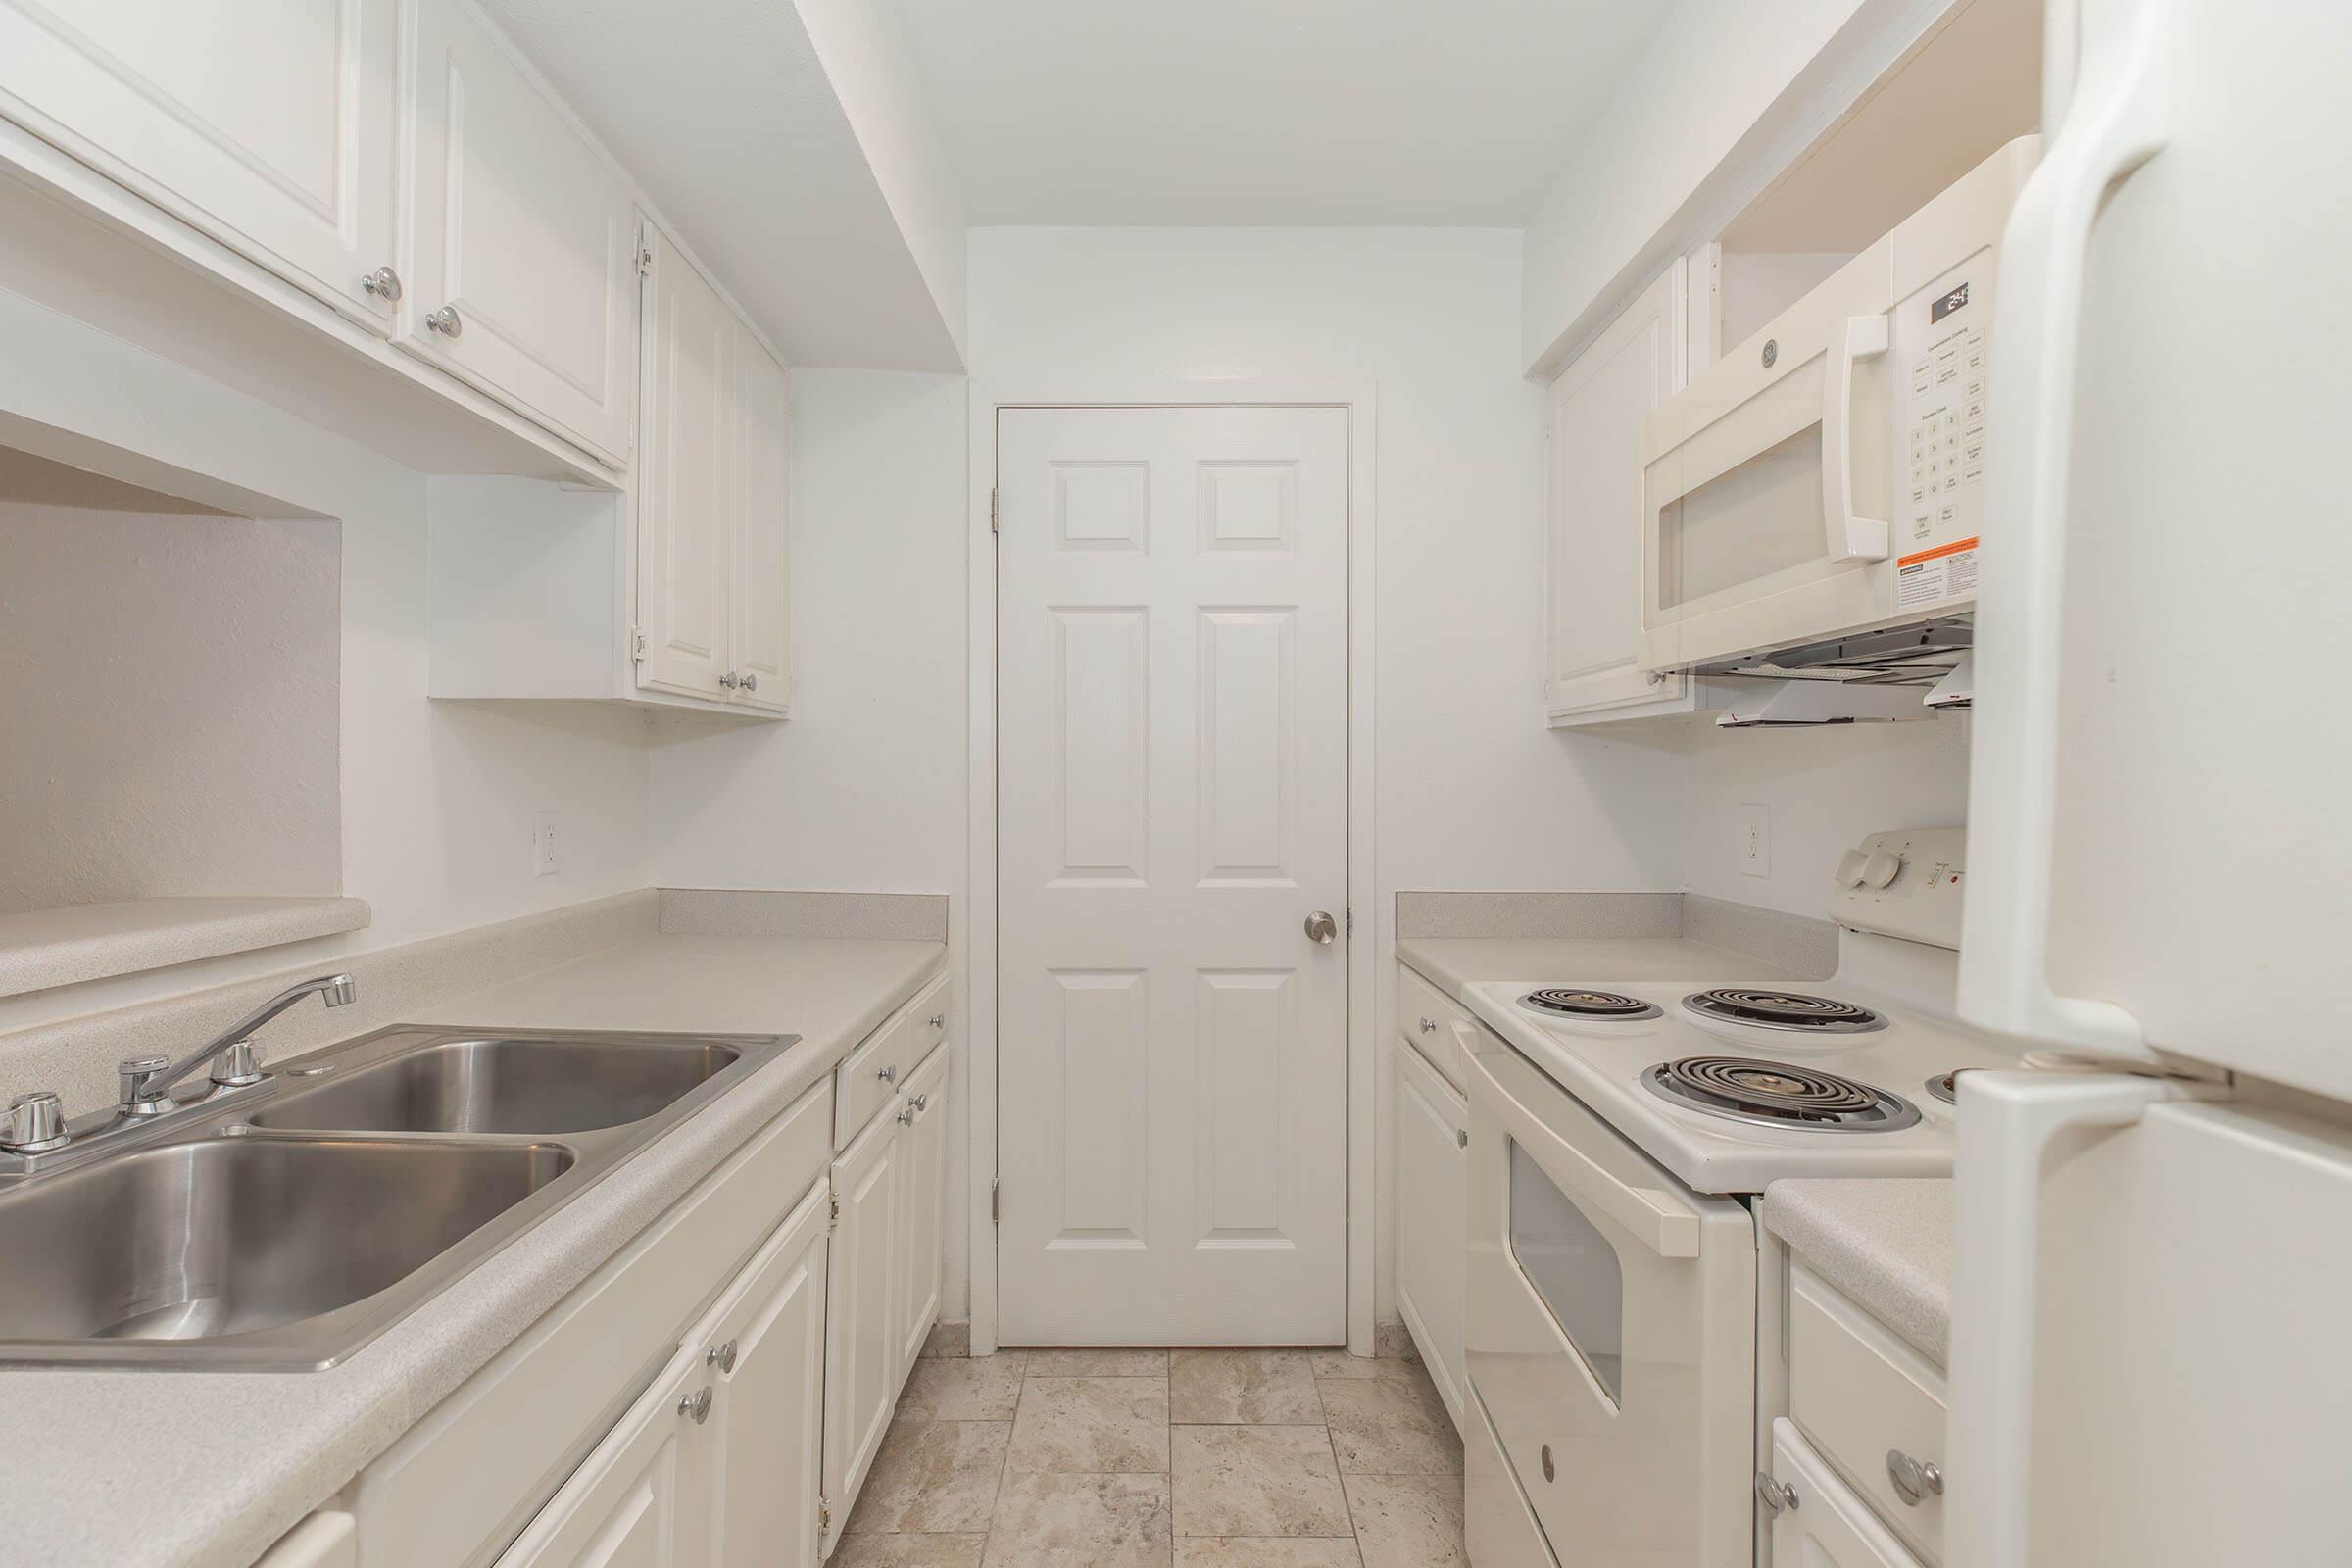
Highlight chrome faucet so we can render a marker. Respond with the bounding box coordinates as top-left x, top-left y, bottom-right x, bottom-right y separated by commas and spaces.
117, 972, 357, 1118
